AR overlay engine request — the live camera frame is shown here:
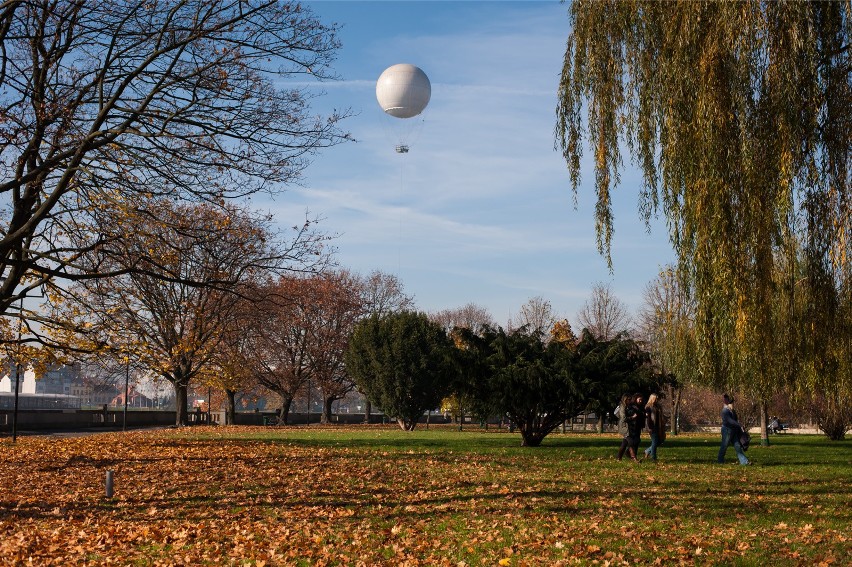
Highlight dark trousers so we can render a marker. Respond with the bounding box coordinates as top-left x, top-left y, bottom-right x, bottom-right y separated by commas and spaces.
617, 436, 639, 460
